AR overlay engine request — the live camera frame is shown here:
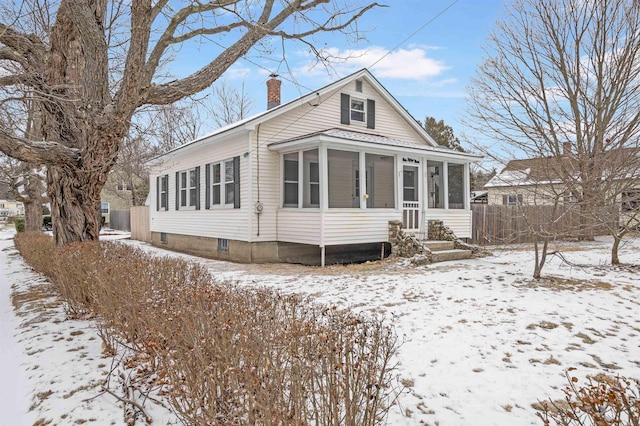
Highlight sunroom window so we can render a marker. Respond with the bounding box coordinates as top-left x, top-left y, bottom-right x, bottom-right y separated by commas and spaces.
447, 163, 465, 209
283, 153, 298, 207
365, 154, 395, 208
328, 149, 359, 208
427, 161, 444, 208
303, 149, 320, 208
